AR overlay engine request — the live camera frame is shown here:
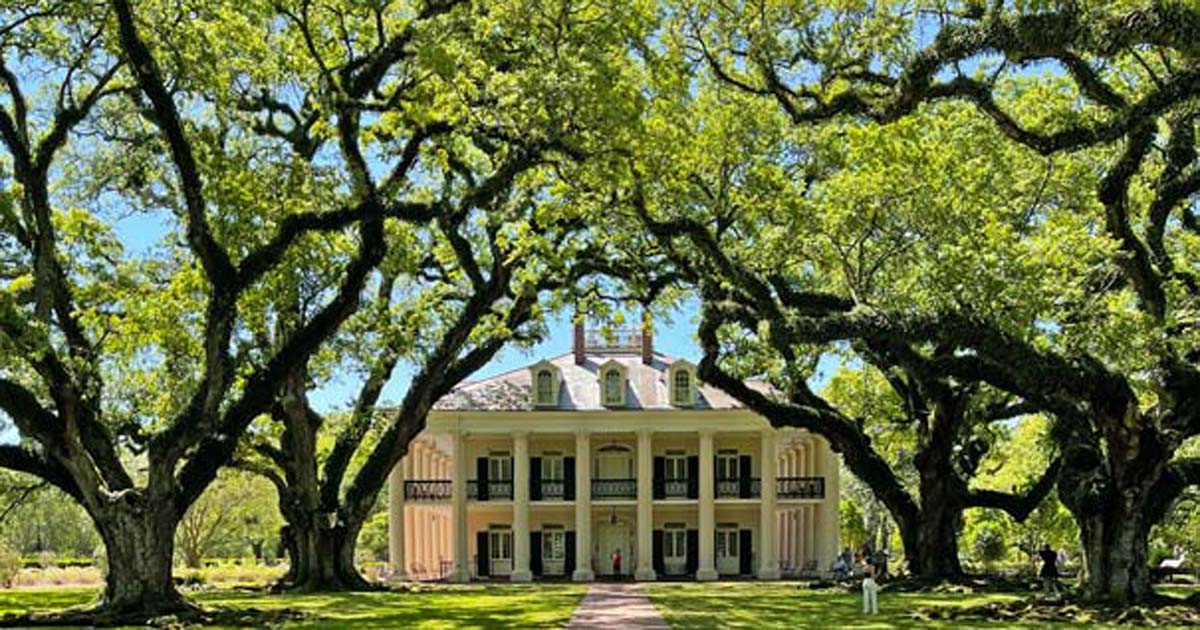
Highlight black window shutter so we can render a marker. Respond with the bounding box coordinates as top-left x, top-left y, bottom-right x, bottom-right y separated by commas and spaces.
565, 530, 577, 576
739, 529, 753, 575
563, 457, 576, 501
739, 454, 753, 498
477, 531, 490, 577
685, 529, 699, 575
686, 456, 700, 499
652, 530, 665, 575
531, 532, 543, 577
476, 458, 490, 501
530, 457, 542, 501
653, 456, 666, 500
